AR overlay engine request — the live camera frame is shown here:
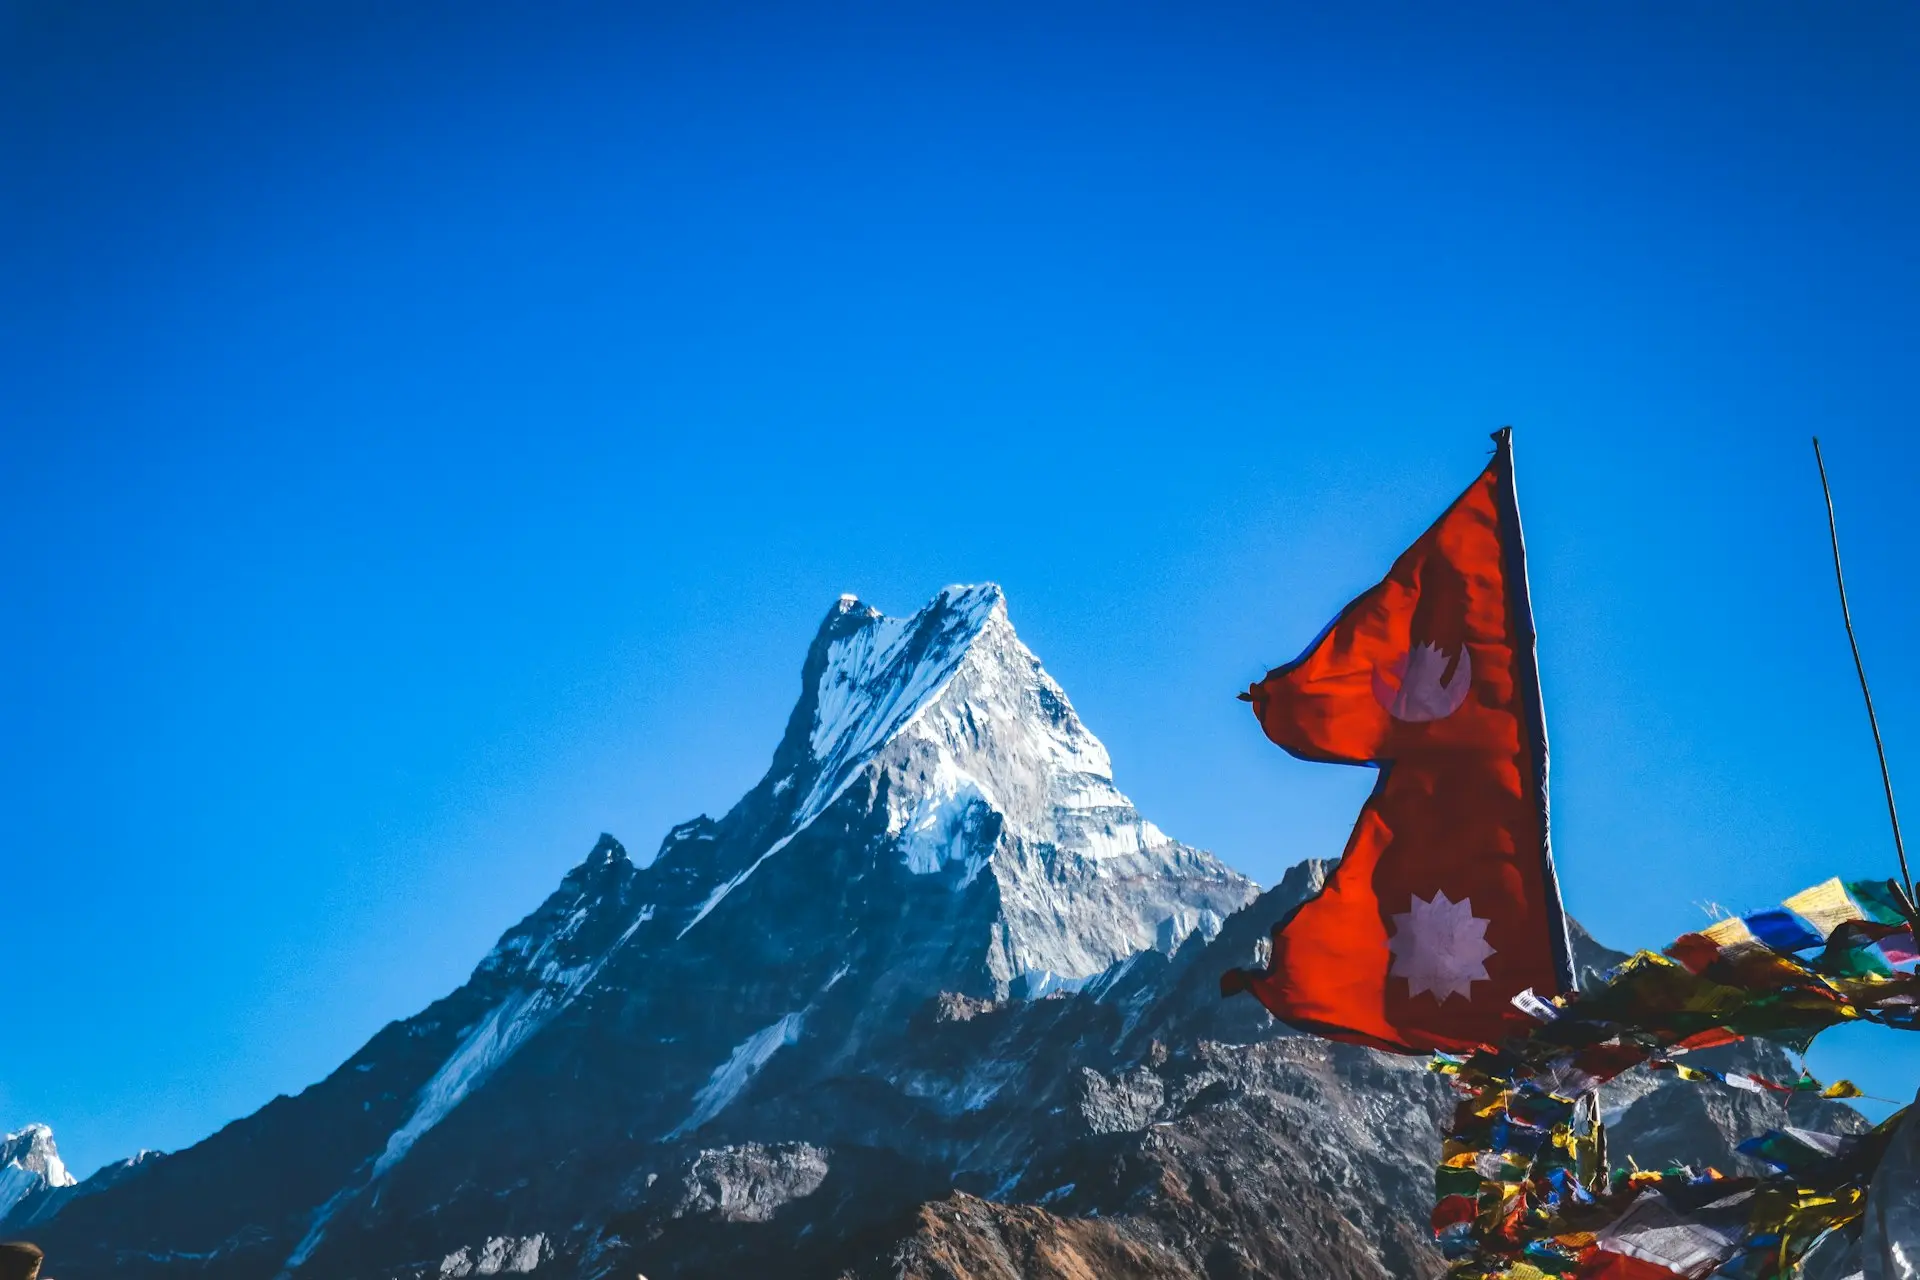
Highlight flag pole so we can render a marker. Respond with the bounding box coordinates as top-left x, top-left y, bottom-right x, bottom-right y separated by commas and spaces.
1810, 437, 1914, 913
1490, 427, 1576, 994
